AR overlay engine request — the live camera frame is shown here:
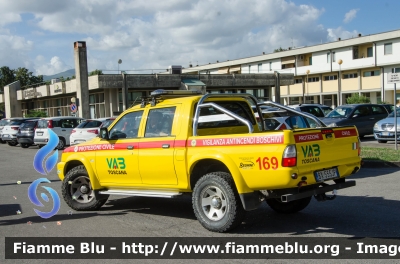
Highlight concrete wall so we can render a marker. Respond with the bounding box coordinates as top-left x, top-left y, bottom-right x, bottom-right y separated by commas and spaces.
4, 81, 22, 118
